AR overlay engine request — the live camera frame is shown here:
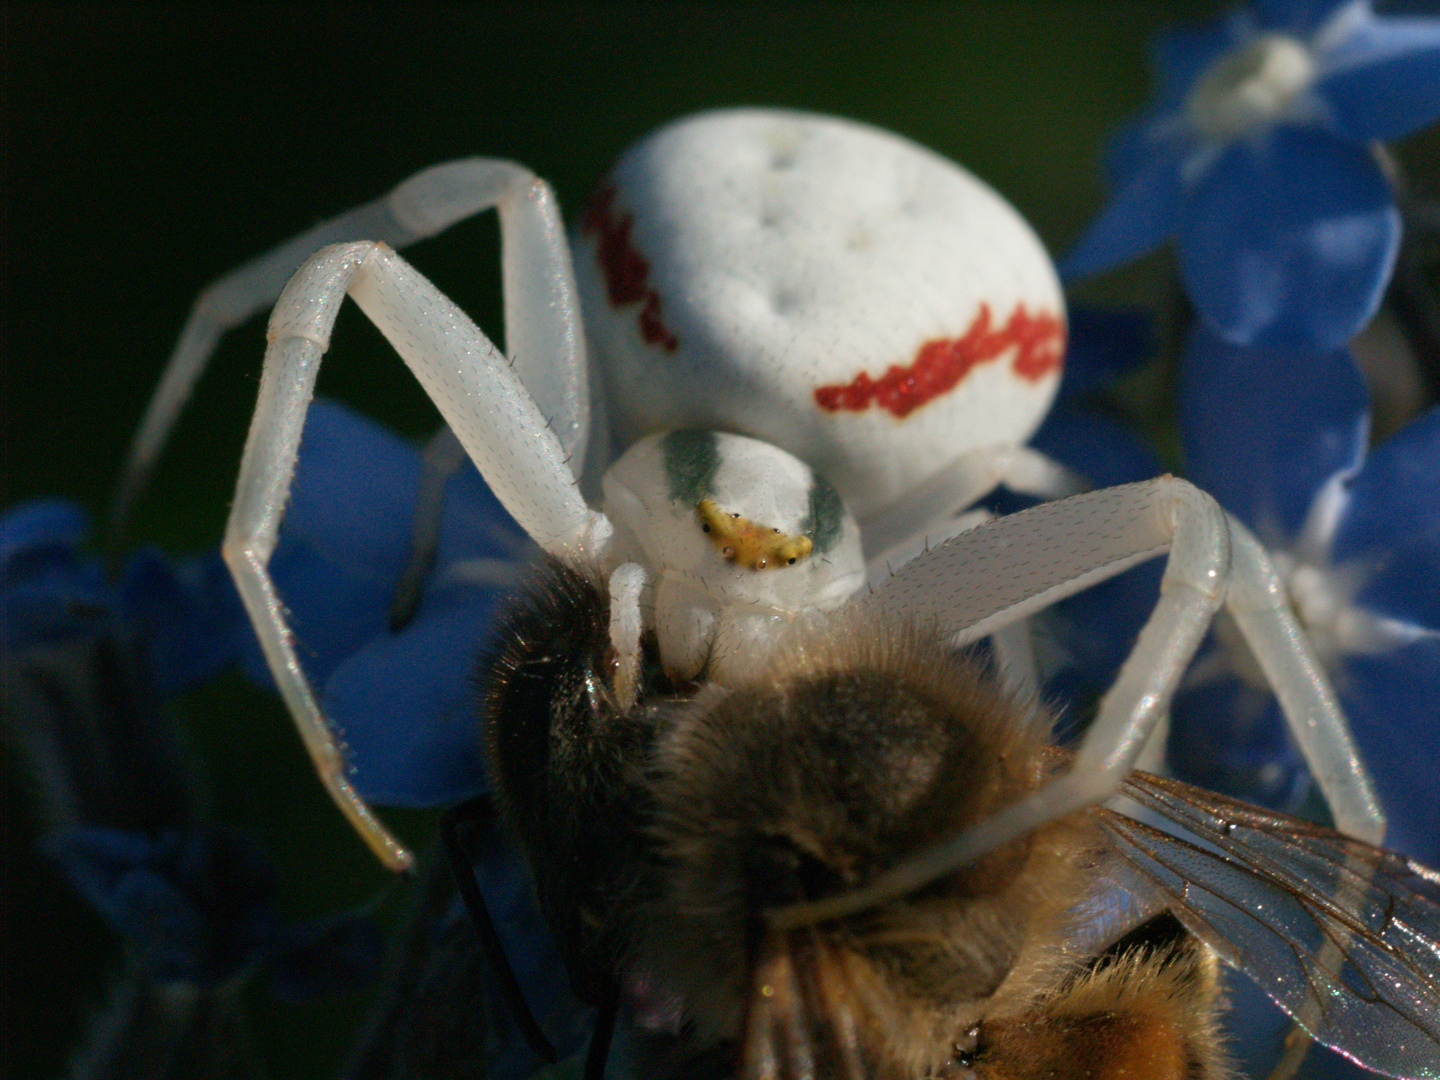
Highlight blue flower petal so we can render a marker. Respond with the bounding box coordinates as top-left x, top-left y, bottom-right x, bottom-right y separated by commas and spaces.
44, 825, 168, 906
1319, 16, 1440, 141
0, 501, 247, 690
282, 400, 423, 581
266, 909, 384, 1002
1031, 408, 1164, 489
1332, 403, 1440, 560
1180, 329, 1368, 540
43, 827, 217, 982
1169, 675, 1312, 810
1054, 306, 1155, 400
0, 499, 89, 574
0, 500, 110, 650
436, 459, 531, 571
1104, 109, 1187, 185
1060, 155, 1187, 279
47, 822, 384, 994
2, 574, 109, 651
323, 597, 503, 807
1256, 0, 1353, 33
1354, 534, 1440, 628
1148, 16, 1243, 105
1177, 128, 1400, 349
1341, 640, 1440, 863
237, 540, 403, 690
120, 548, 247, 692
235, 399, 424, 688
